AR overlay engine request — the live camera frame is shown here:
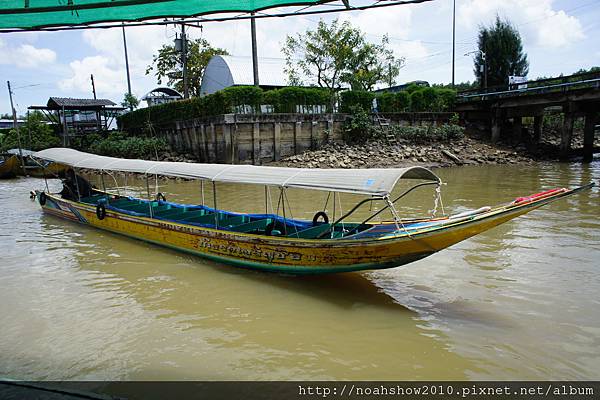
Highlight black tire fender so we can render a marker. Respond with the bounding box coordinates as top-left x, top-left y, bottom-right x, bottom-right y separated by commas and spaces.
312, 211, 329, 226
96, 203, 106, 220
39, 192, 47, 206
265, 221, 276, 236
